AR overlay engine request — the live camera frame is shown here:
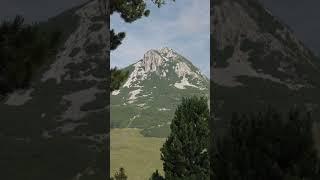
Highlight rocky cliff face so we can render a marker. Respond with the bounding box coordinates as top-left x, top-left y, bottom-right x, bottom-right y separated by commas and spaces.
111, 47, 209, 137
212, 0, 320, 127
0, 0, 108, 179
